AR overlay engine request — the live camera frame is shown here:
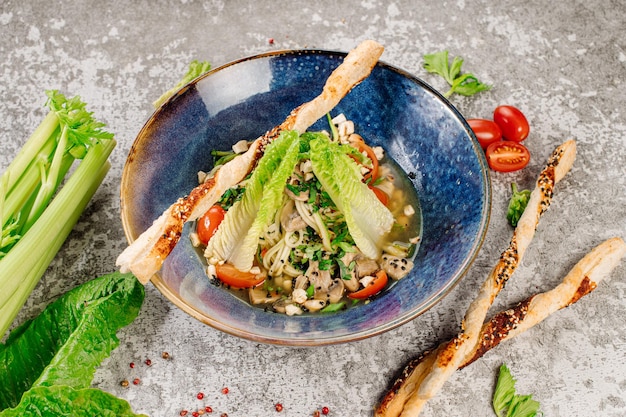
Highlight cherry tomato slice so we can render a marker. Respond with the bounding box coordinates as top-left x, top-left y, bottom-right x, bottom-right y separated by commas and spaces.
348, 270, 388, 299
351, 141, 379, 183
467, 118, 502, 150
196, 204, 226, 245
215, 263, 265, 288
485, 141, 531, 172
369, 185, 389, 206
493, 105, 530, 142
